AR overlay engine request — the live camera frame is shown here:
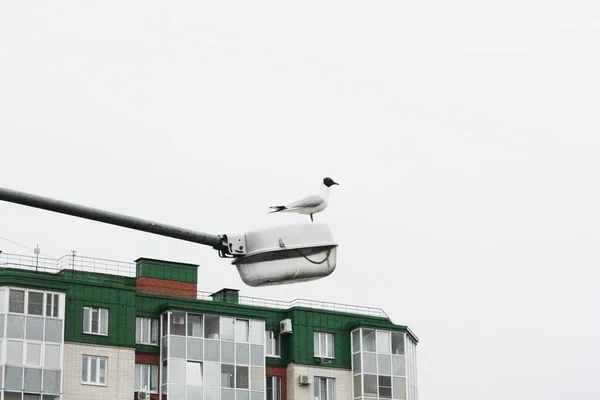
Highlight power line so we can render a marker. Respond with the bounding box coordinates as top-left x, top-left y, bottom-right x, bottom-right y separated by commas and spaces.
0, 235, 54, 258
